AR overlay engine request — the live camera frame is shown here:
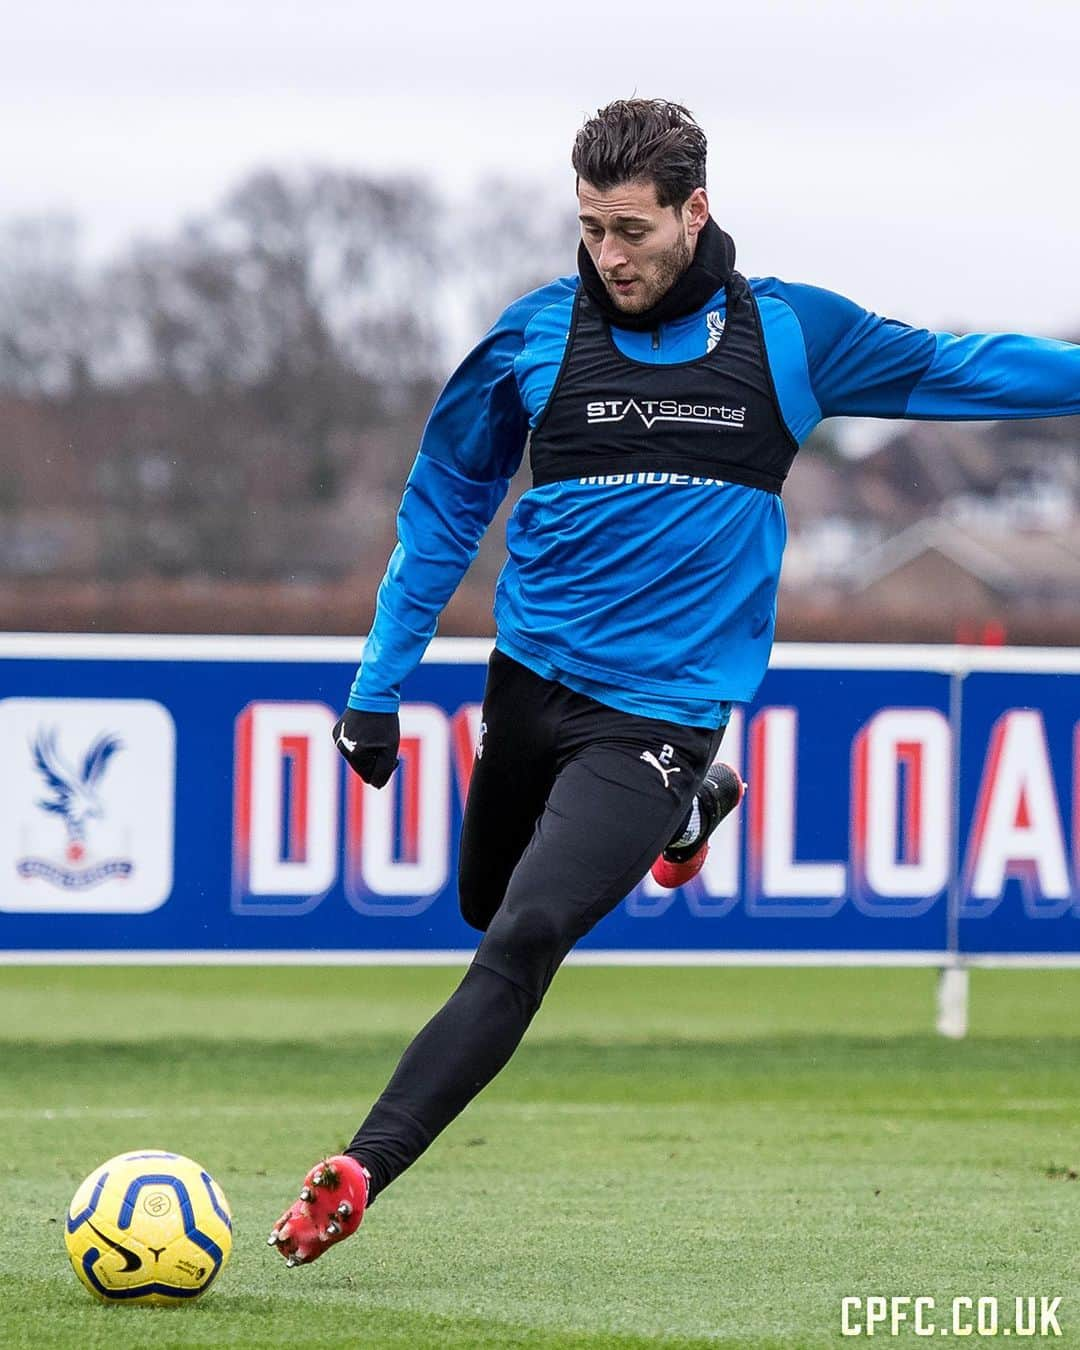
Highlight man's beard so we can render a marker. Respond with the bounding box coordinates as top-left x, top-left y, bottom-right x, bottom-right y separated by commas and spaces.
605, 234, 692, 314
